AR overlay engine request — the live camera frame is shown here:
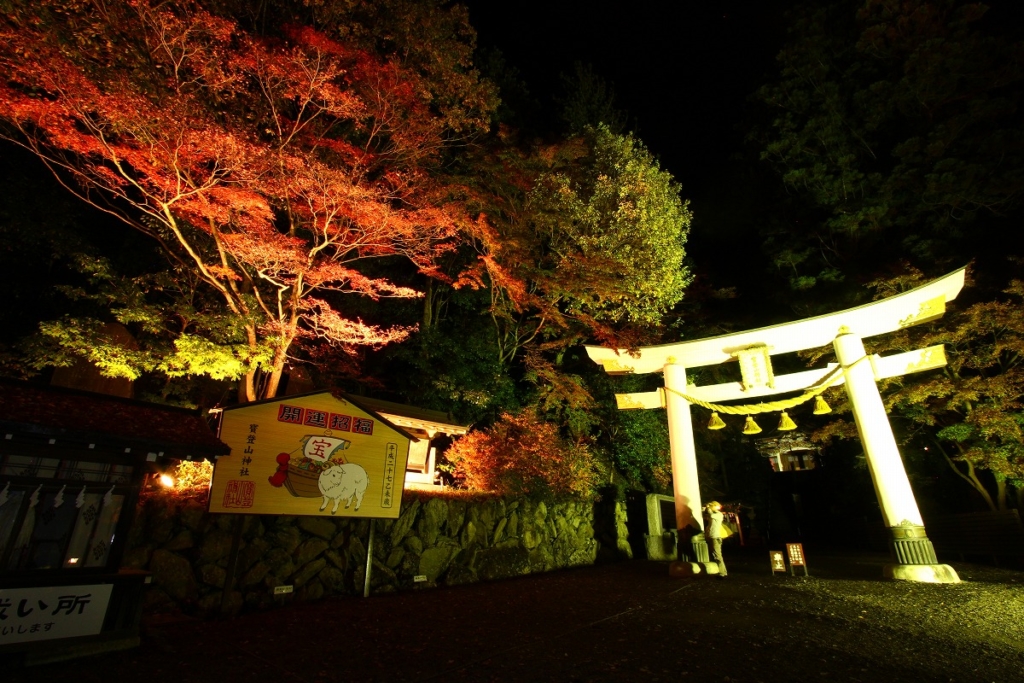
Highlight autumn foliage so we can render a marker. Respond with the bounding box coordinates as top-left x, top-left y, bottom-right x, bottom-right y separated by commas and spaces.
0, 0, 494, 401
444, 410, 603, 499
